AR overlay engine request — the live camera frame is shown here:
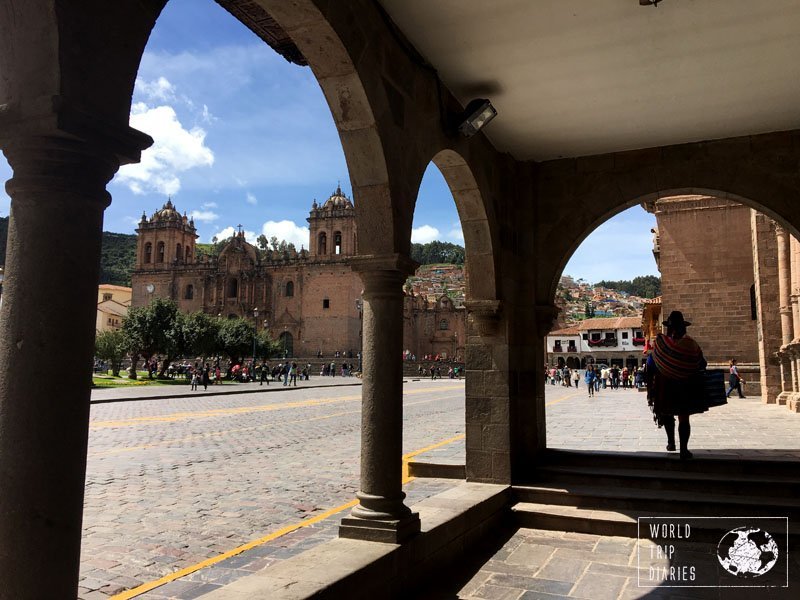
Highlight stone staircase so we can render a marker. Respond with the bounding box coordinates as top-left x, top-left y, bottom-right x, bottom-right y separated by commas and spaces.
512, 449, 800, 547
